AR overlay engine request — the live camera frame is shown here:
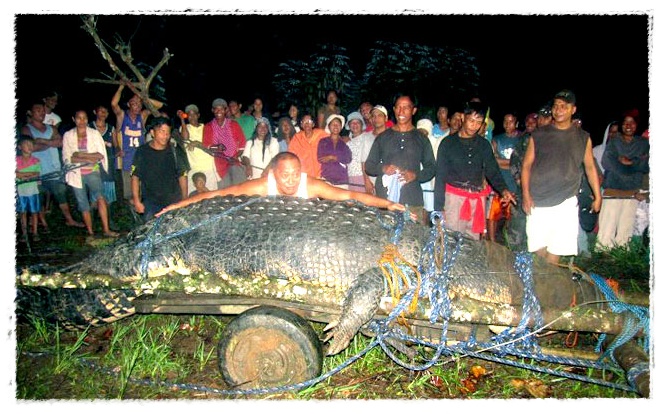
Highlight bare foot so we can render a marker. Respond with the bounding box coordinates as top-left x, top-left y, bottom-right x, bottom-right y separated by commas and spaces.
103, 231, 120, 238
65, 221, 86, 228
